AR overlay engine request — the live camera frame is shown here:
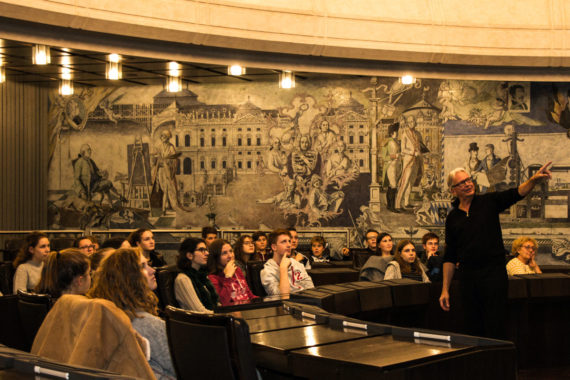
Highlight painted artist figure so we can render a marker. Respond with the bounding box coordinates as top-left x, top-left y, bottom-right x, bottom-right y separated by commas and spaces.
395, 115, 425, 210
153, 130, 180, 214
72, 144, 122, 204
381, 122, 401, 212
